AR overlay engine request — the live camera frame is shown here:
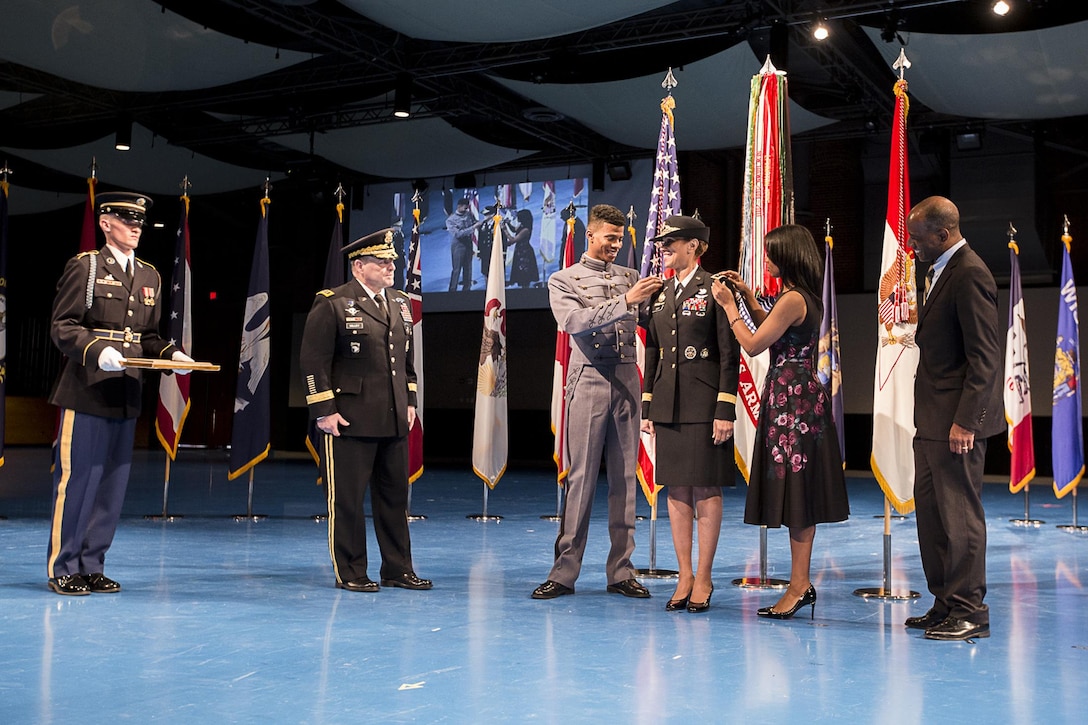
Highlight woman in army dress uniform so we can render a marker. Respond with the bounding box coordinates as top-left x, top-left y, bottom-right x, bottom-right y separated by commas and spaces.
641, 216, 739, 613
